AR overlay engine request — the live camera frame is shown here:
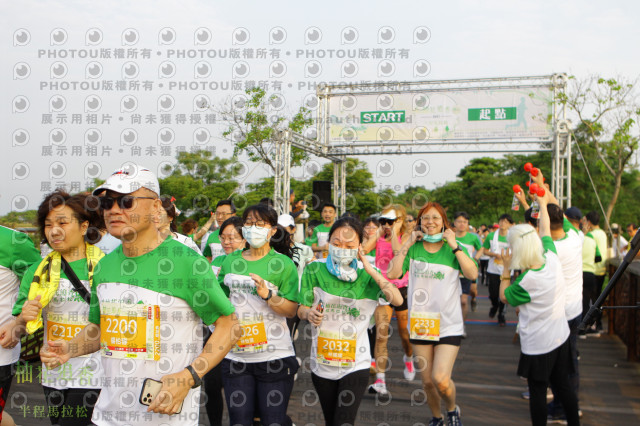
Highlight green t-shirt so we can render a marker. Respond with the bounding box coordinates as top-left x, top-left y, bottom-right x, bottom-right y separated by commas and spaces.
202, 229, 222, 258
0, 226, 41, 281
217, 248, 299, 362
299, 261, 385, 307
217, 248, 299, 301
456, 232, 482, 258
89, 237, 234, 326
300, 260, 383, 379
13, 258, 90, 315
482, 231, 507, 249
307, 224, 332, 246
